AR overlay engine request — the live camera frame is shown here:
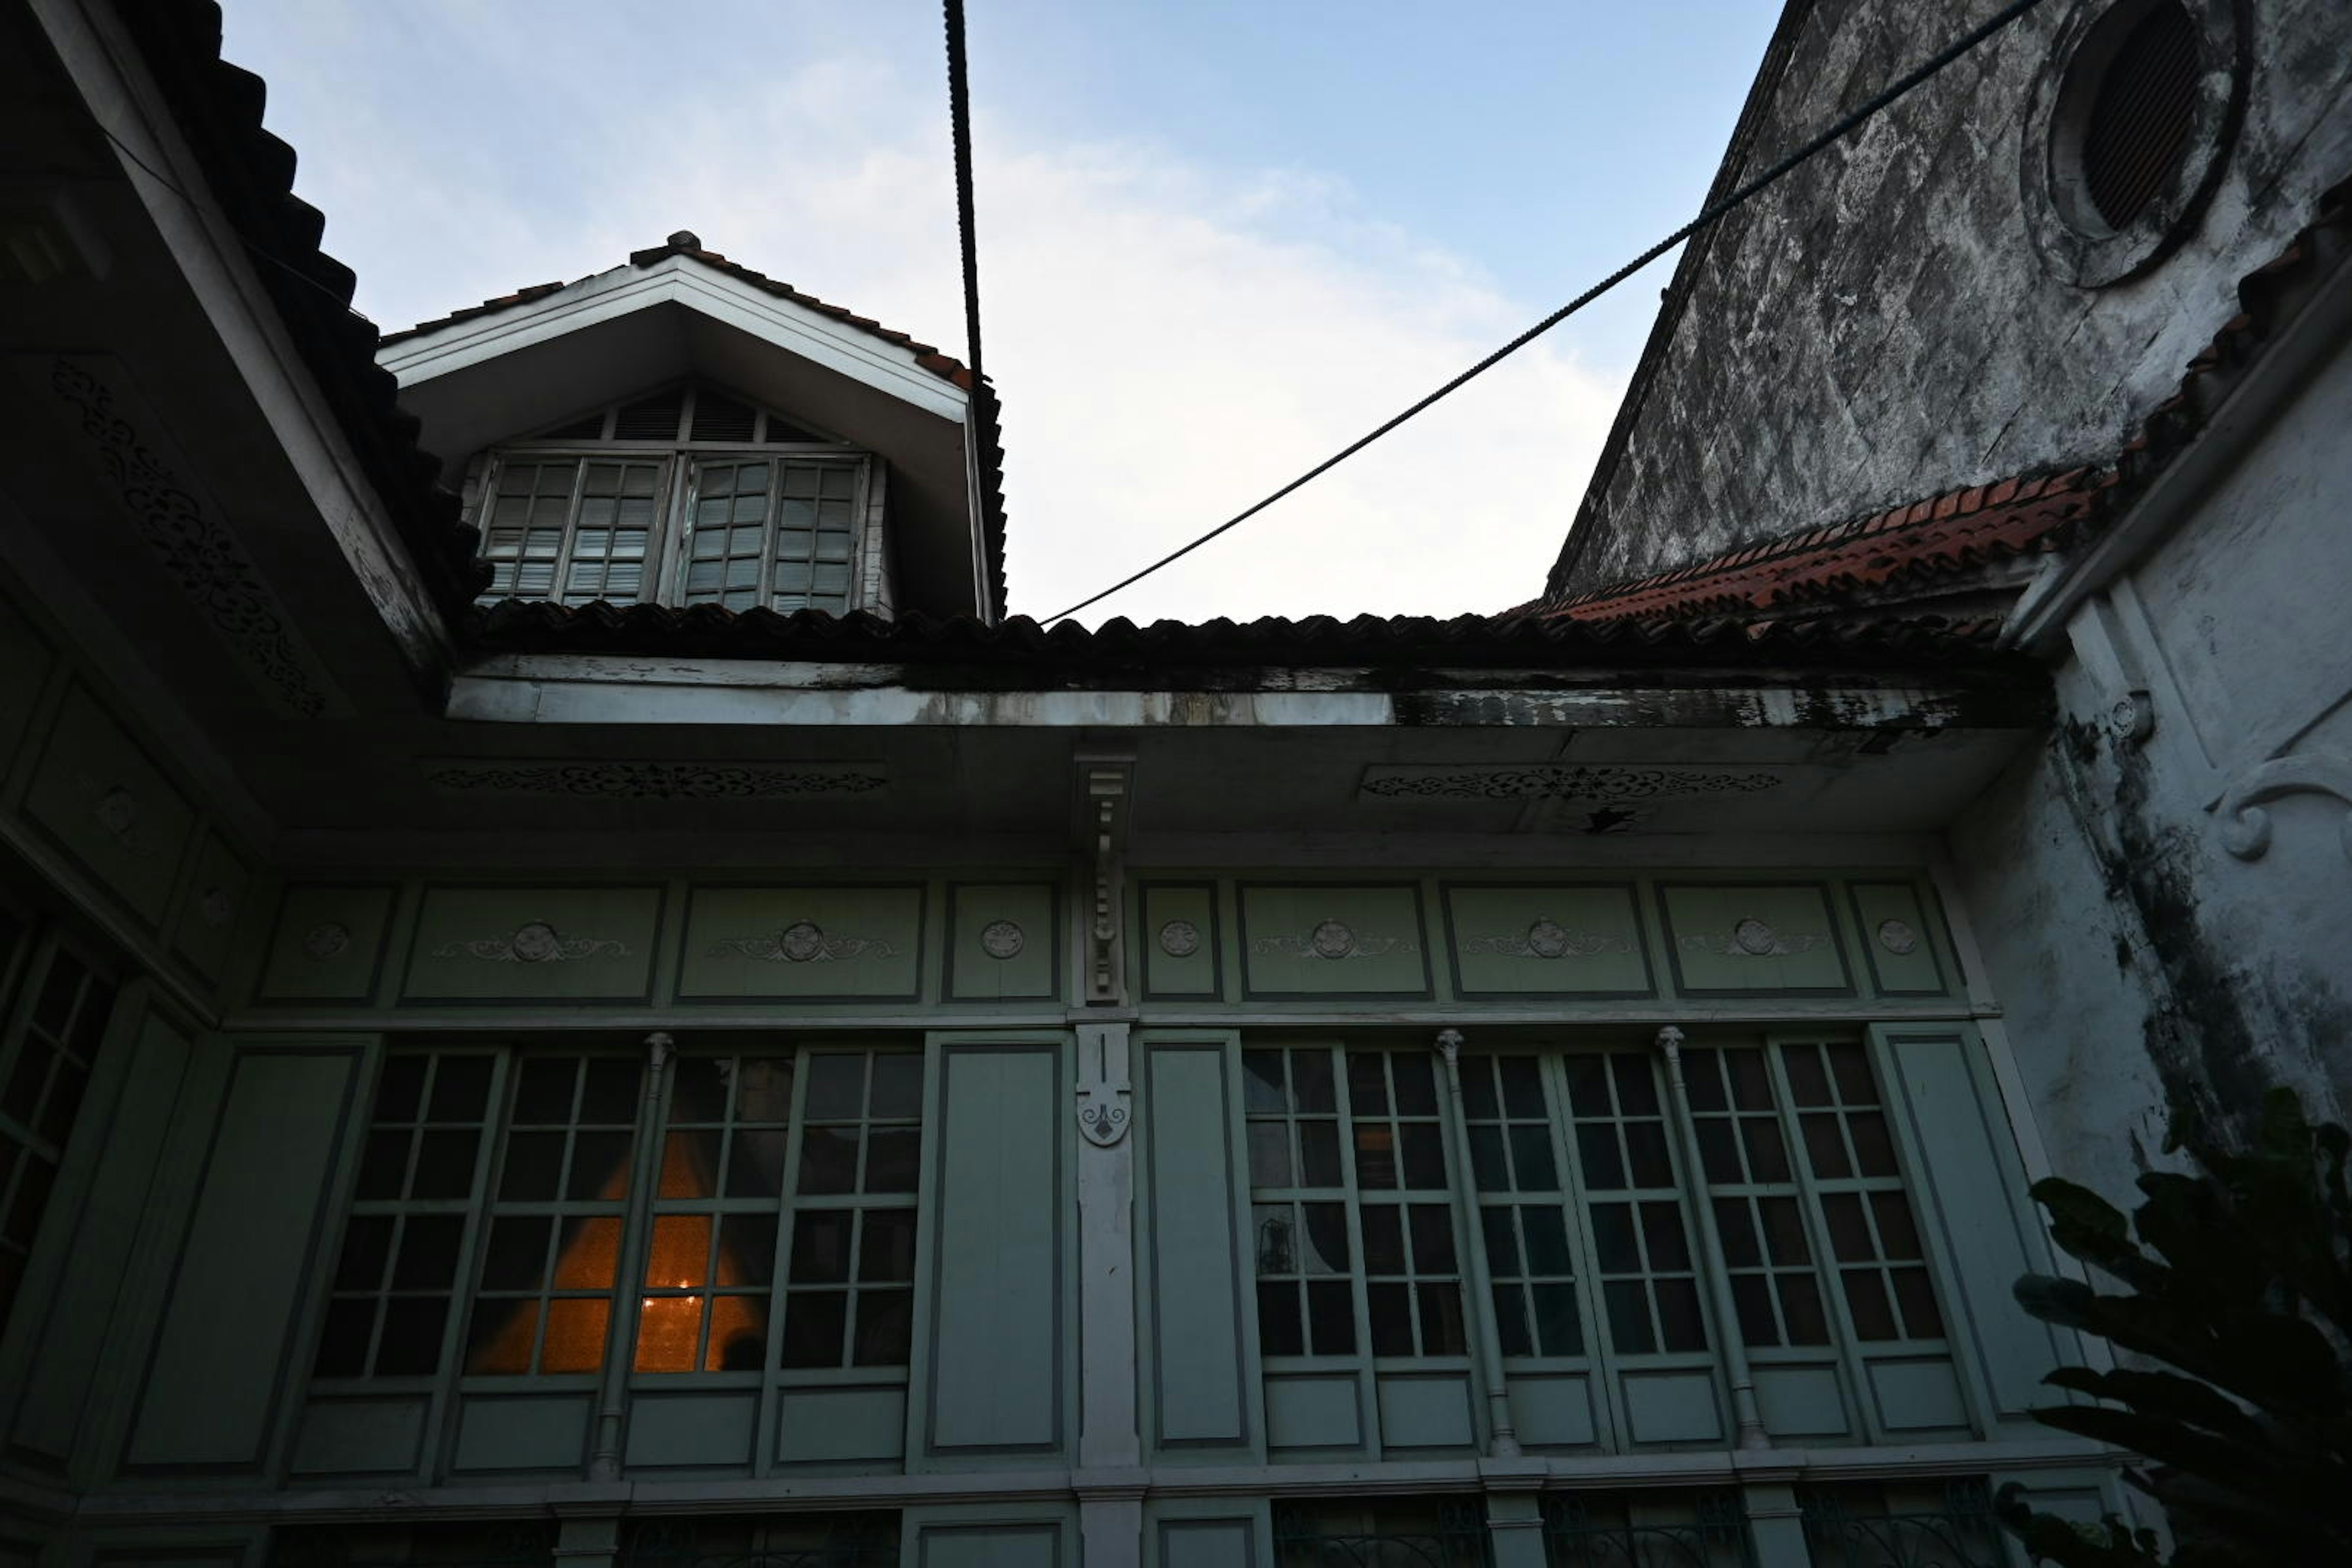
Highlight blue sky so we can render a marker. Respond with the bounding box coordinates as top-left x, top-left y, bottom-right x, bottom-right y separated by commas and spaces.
220, 1, 1783, 622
